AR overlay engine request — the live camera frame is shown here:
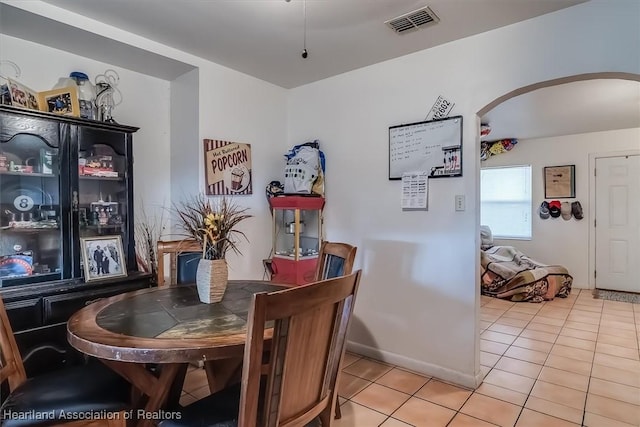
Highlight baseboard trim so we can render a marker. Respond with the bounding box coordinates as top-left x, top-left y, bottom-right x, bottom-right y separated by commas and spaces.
346, 341, 482, 389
